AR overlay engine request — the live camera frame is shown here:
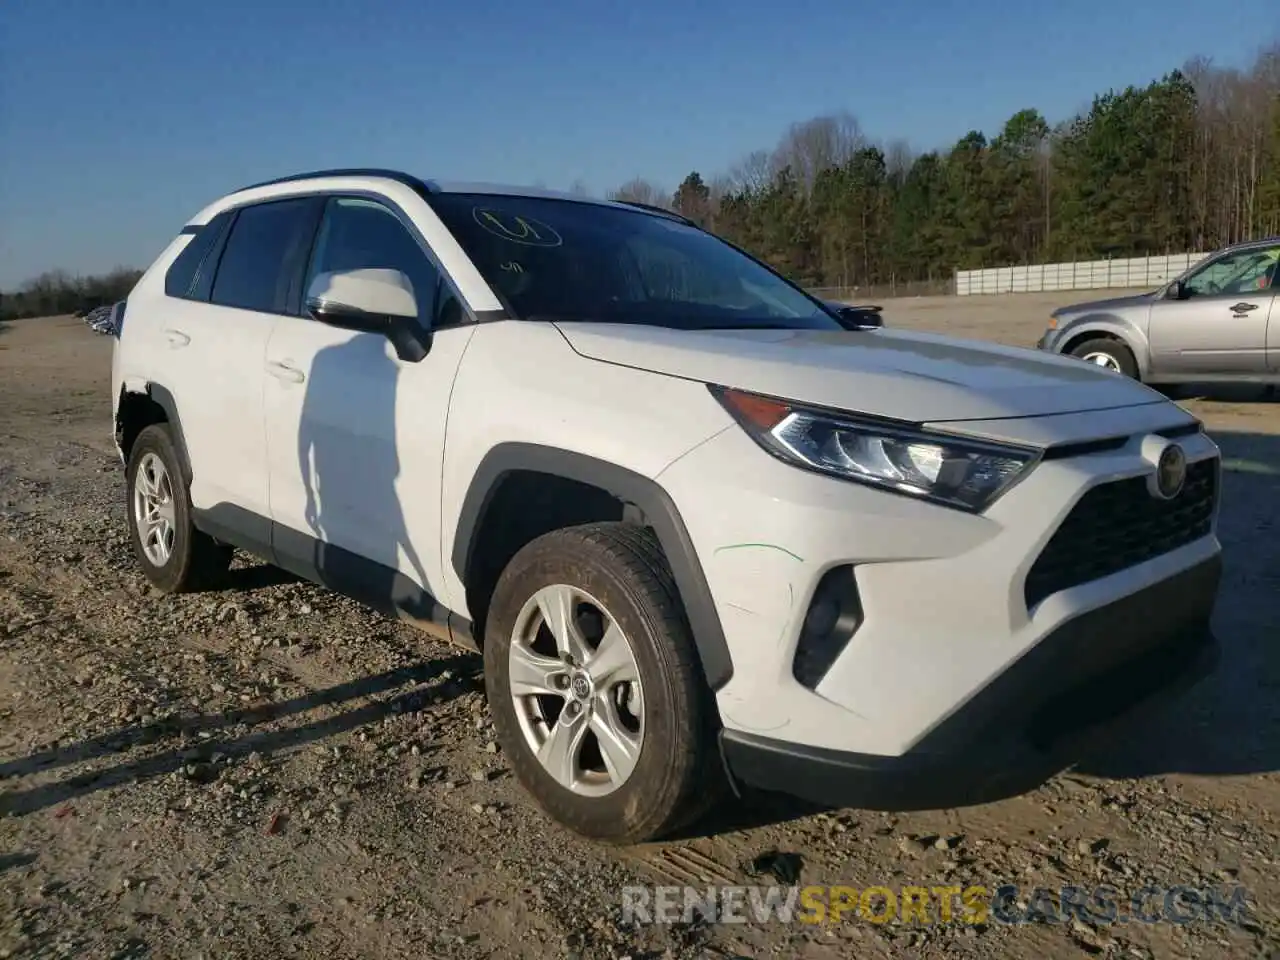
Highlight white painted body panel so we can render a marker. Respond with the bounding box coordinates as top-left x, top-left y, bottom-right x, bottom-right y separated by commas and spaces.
160, 300, 277, 517
555, 322, 1172, 423
112, 233, 276, 518
262, 315, 477, 601
437, 321, 734, 615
